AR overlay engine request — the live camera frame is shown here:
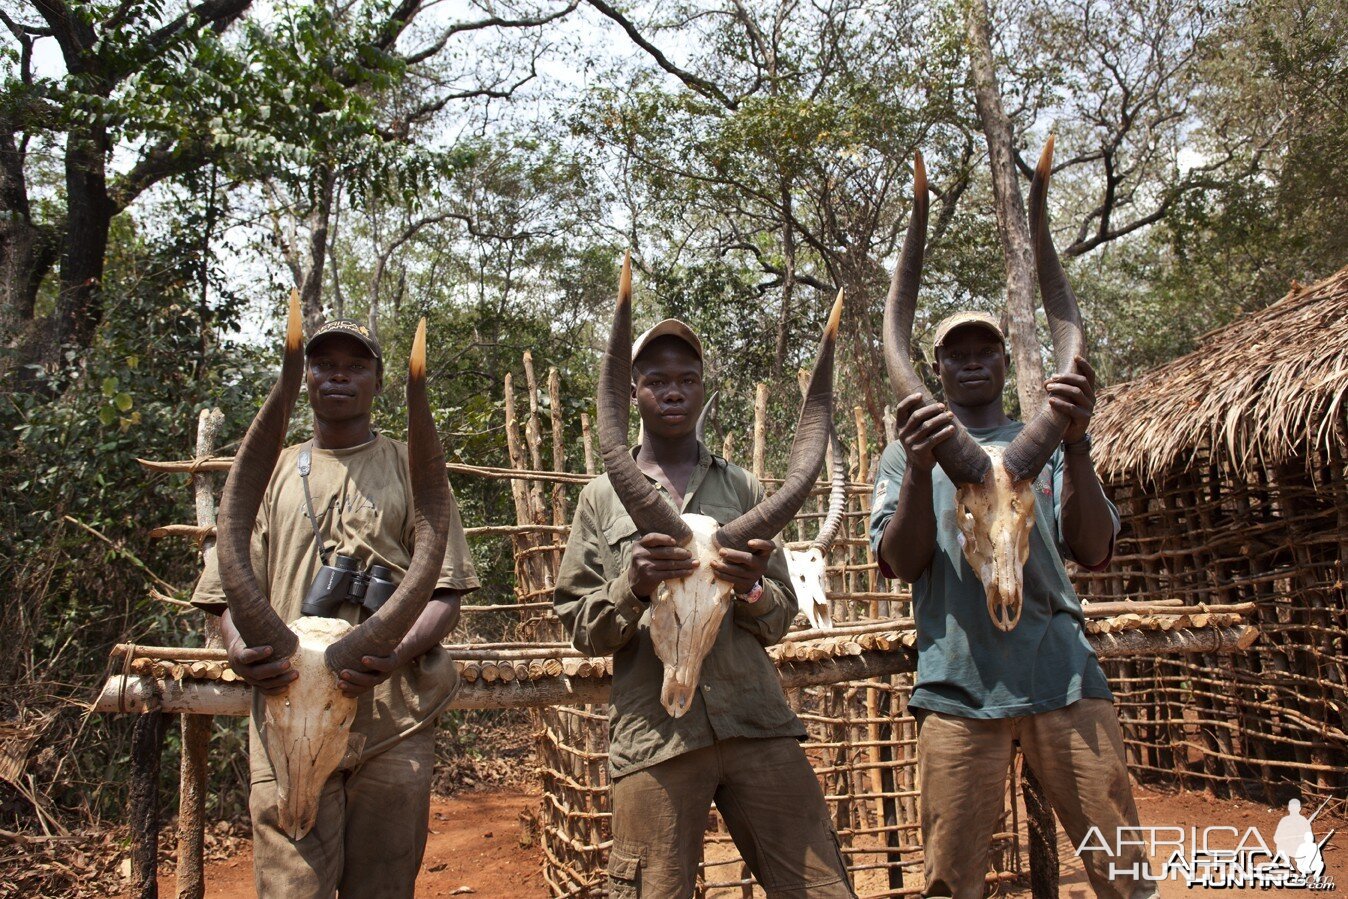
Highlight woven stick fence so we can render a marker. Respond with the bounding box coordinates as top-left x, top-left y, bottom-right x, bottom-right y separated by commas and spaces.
1078, 265, 1348, 806
113, 347, 1264, 899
